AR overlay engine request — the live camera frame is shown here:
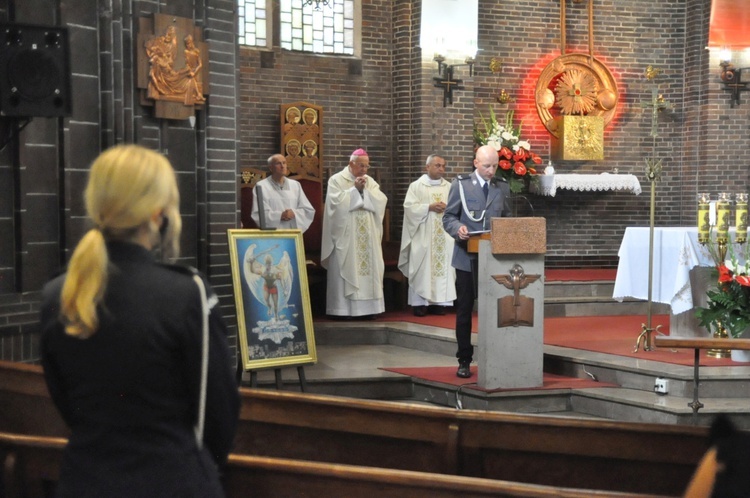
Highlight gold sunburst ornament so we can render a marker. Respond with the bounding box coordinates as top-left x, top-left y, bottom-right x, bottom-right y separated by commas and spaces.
555, 69, 599, 115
